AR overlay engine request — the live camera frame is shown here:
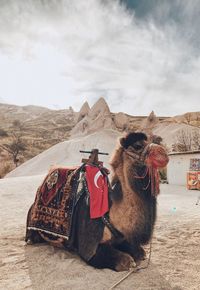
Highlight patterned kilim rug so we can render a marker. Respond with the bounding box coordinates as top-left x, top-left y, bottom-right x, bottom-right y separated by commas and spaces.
27, 167, 79, 240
